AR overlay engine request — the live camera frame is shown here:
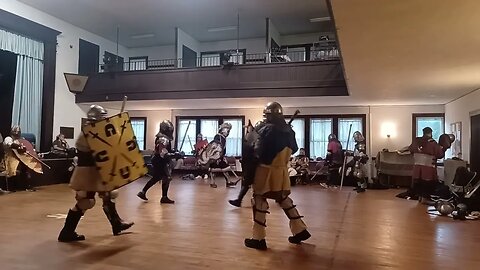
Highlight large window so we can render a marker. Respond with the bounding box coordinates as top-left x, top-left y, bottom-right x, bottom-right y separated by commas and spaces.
176, 119, 197, 152
338, 117, 363, 151
224, 119, 243, 156
309, 118, 333, 159
176, 116, 244, 156
413, 113, 445, 141
130, 117, 147, 151
288, 119, 305, 155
